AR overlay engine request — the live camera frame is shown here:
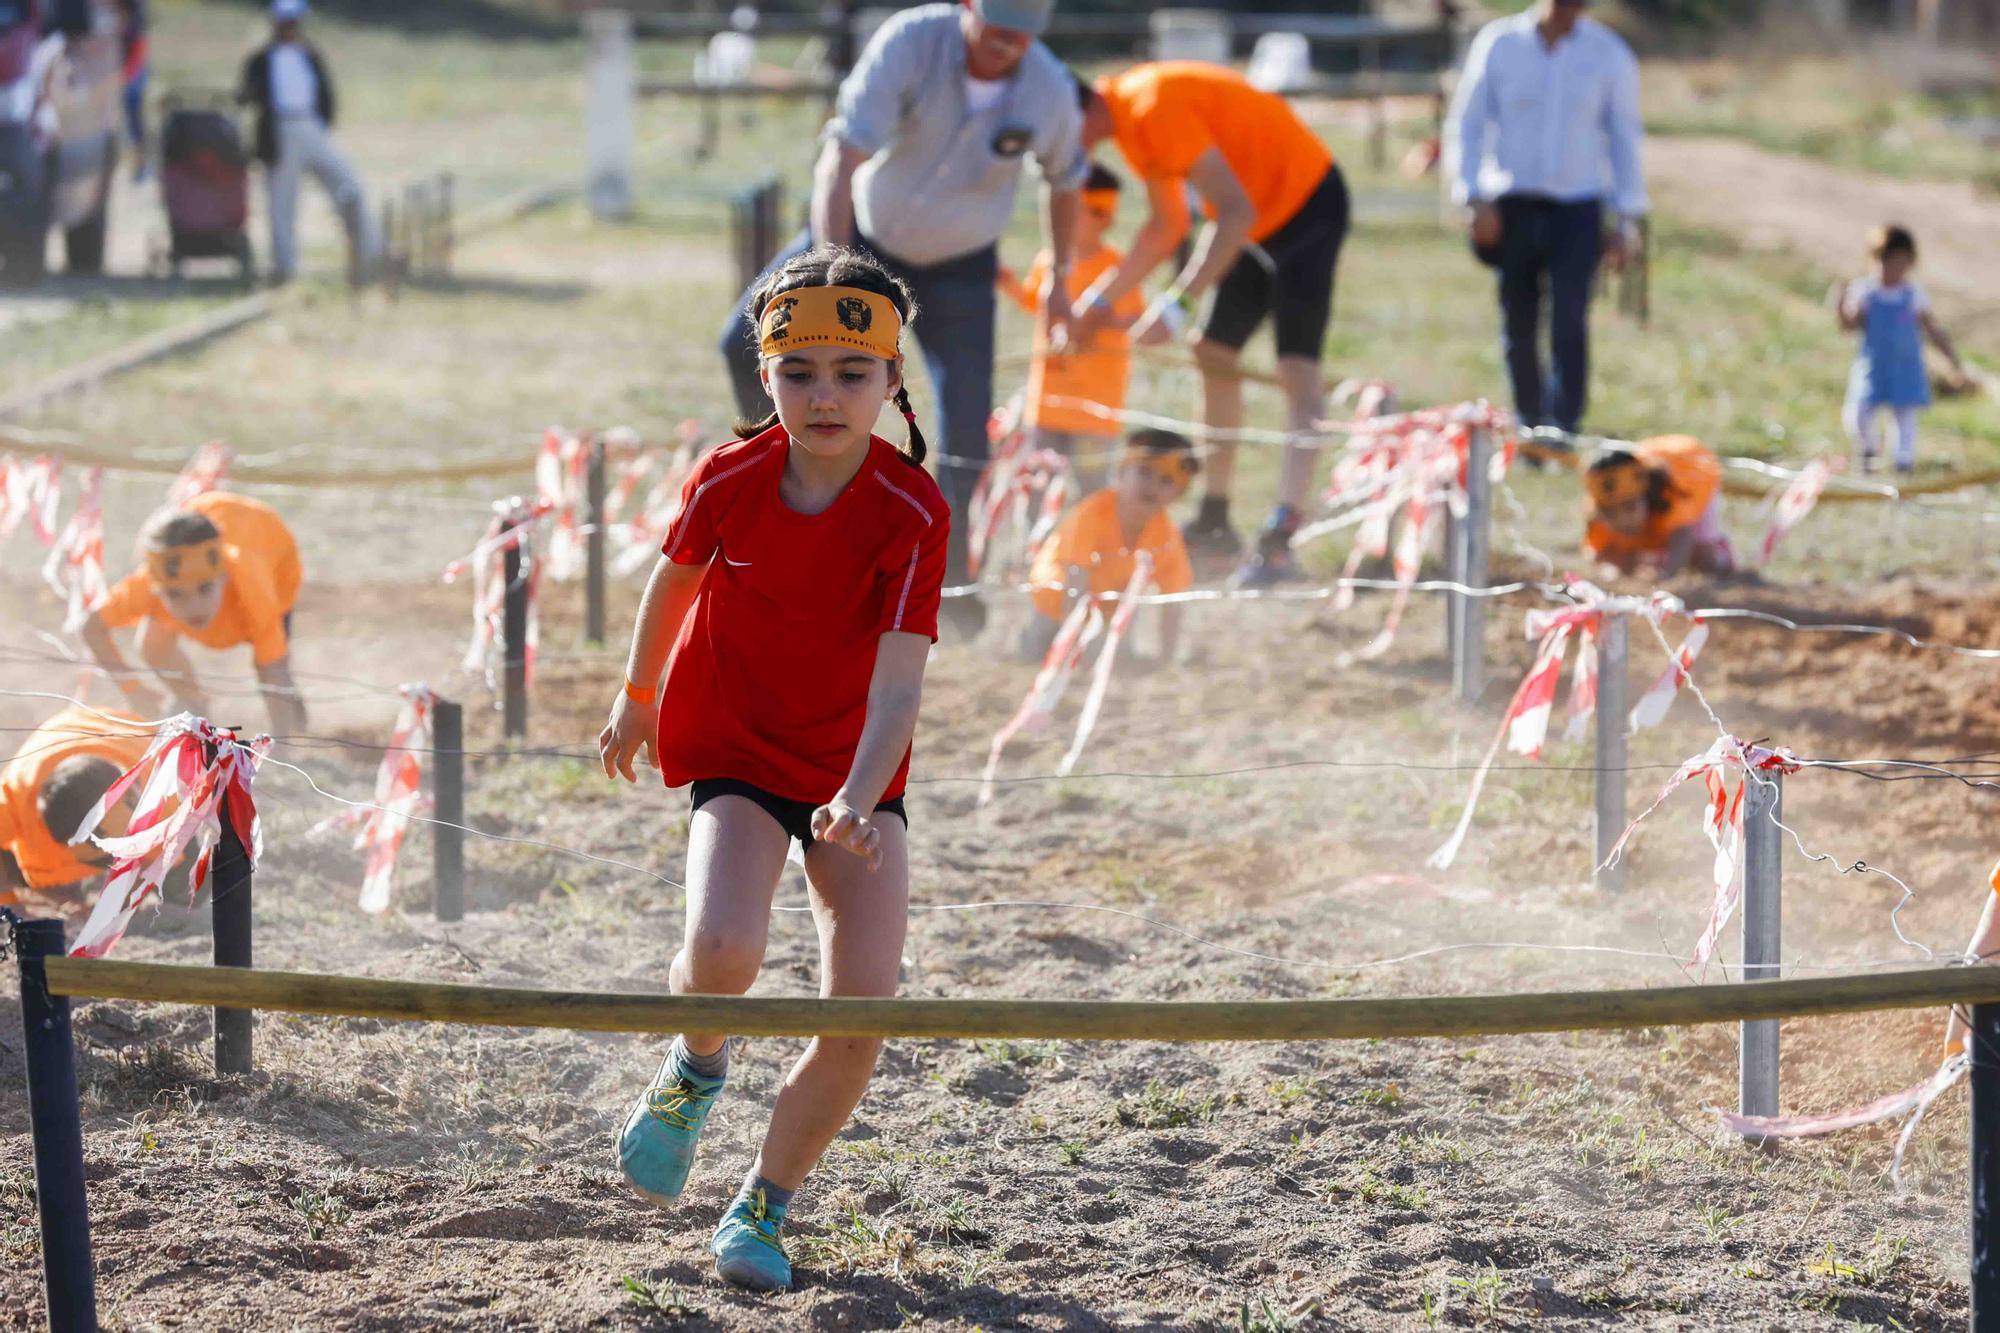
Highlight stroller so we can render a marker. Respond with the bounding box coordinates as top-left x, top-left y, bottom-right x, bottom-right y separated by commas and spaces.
157, 92, 252, 282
